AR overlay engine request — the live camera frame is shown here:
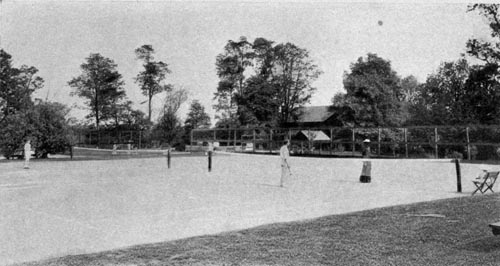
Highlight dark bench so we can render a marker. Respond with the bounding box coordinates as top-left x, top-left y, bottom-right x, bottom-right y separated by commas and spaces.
489, 222, 500, 235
